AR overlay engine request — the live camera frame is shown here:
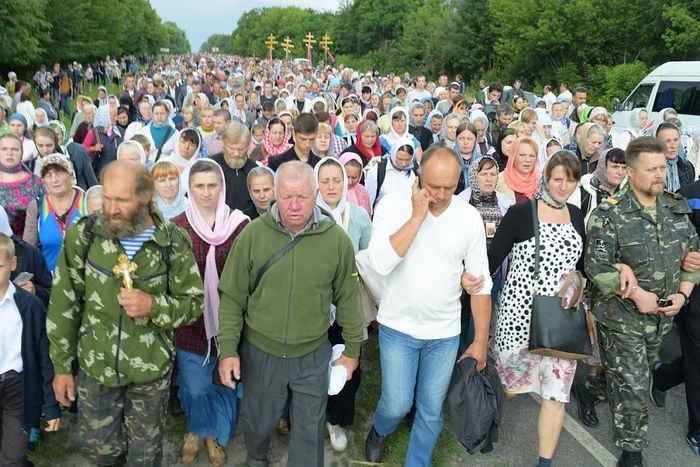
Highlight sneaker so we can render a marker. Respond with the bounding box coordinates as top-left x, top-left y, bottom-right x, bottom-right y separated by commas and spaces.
649, 364, 667, 408
617, 450, 643, 467
326, 422, 348, 451
181, 432, 199, 465
687, 432, 700, 456
204, 437, 226, 467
